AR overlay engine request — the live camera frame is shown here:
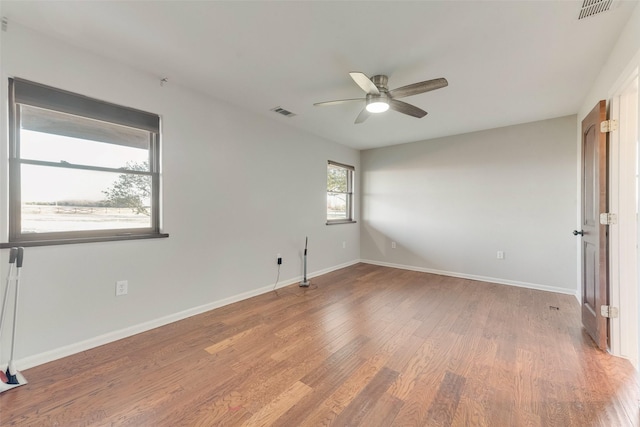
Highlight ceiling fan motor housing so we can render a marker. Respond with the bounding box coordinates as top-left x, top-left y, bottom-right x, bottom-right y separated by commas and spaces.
370, 75, 389, 91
